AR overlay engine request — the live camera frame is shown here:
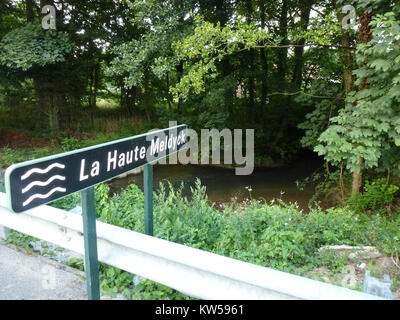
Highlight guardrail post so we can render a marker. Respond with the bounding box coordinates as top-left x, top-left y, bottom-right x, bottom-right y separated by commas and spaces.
144, 163, 153, 236
81, 186, 100, 300
0, 175, 10, 240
